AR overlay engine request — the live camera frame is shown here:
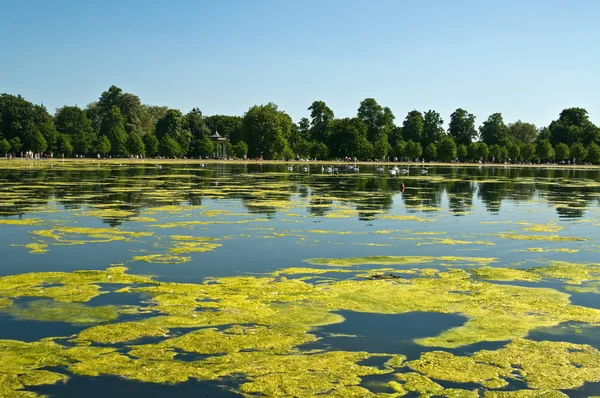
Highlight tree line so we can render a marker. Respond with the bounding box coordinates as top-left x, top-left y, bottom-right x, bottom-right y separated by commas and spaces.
1, 85, 599, 164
